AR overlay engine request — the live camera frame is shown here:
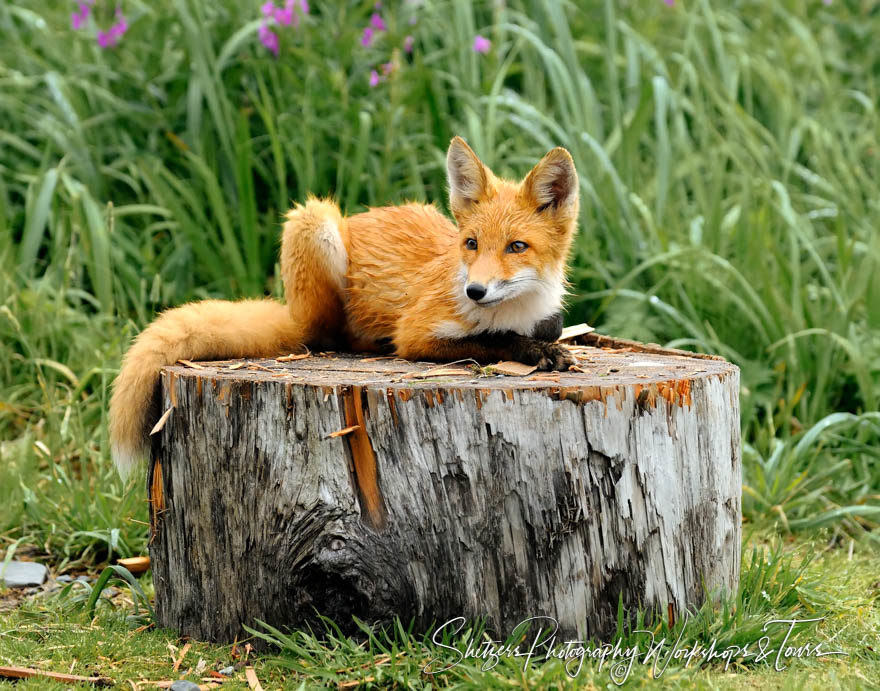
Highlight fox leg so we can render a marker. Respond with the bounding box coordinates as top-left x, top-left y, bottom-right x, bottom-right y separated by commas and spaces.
530, 311, 564, 342
393, 318, 574, 372
280, 198, 350, 350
